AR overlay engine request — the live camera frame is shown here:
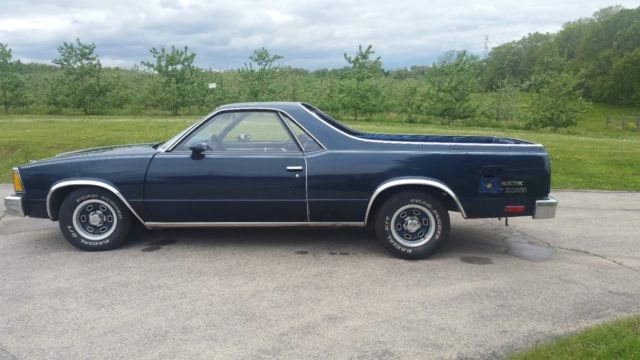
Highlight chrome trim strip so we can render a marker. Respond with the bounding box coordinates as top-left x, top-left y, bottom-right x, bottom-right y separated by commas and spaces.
298, 103, 544, 148
286, 166, 304, 171
303, 156, 310, 222
46, 180, 145, 224
277, 112, 305, 152
277, 111, 327, 151
163, 107, 326, 152
364, 178, 468, 221
533, 196, 558, 219
4, 194, 26, 217
144, 221, 365, 229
